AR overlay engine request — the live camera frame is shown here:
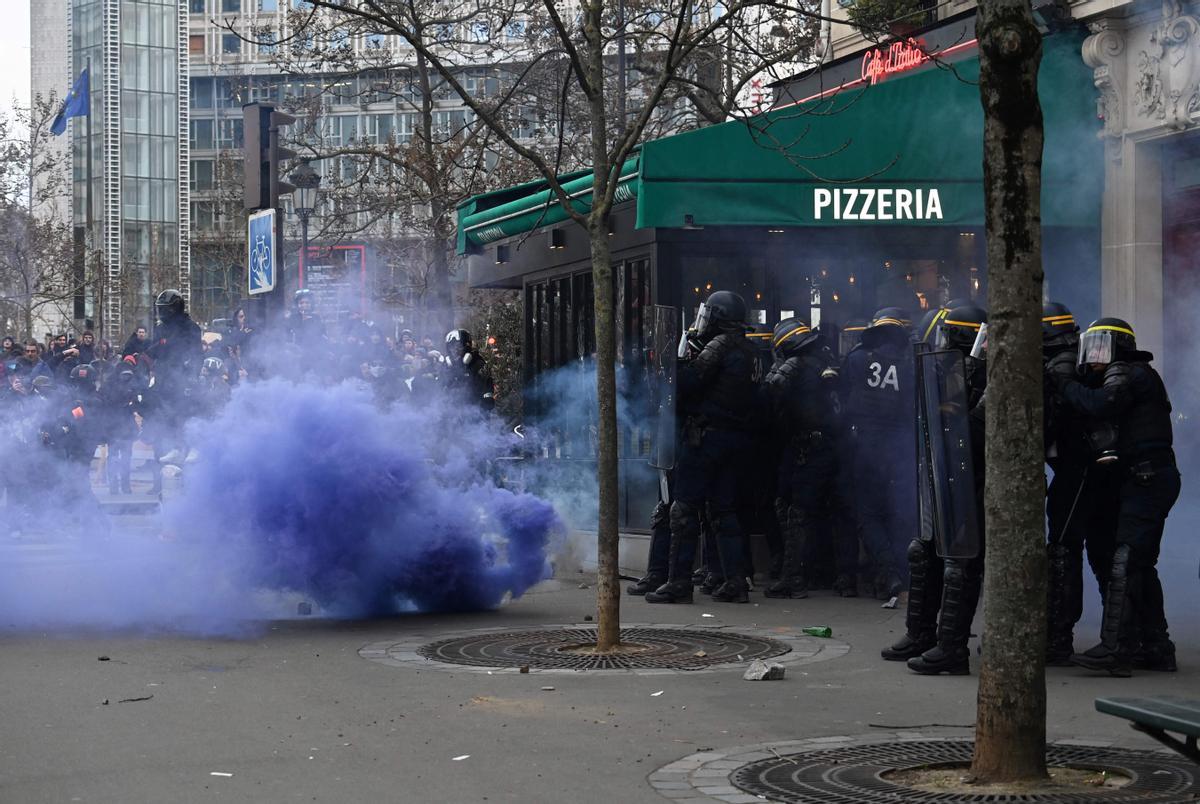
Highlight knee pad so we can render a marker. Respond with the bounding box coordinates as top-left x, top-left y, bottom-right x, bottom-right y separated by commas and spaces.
907, 538, 931, 566
649, 501, 670, 531
670, 500, 700, 534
